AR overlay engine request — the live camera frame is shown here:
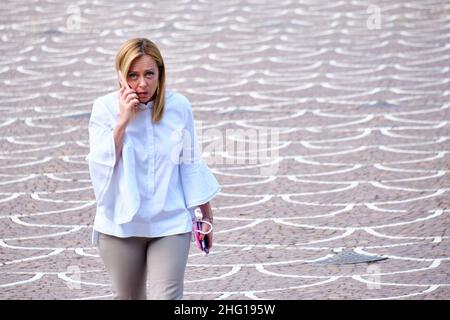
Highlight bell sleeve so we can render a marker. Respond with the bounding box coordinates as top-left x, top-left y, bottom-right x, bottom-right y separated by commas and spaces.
87, 97, 141, 224
179, 102, 220, 209
87, 98, 117, 205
